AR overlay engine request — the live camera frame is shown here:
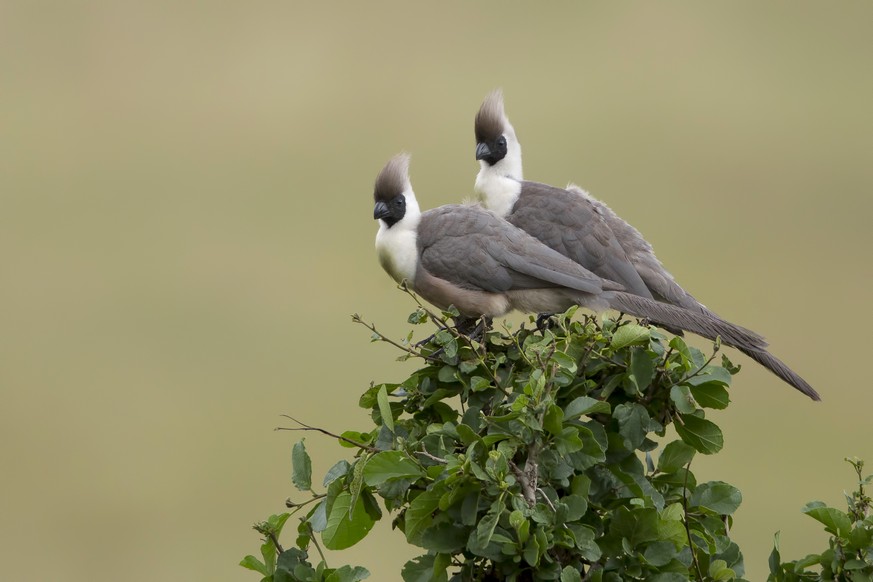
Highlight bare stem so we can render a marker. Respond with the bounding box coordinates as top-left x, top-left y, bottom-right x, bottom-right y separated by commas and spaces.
285, 493, 326, 513
277, 415, 377, 452
682, 458, 704, 581
268, 532, 284, 554
305, 521, 328, 566
351, 313, 436, 362
510, 441, 541, 509
415, 449, 448, 464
